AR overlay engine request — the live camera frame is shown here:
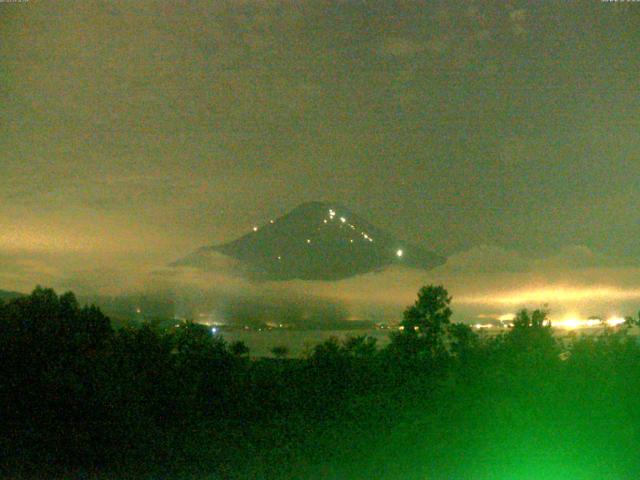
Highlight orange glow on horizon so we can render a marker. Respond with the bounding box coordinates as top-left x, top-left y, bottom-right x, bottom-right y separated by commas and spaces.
458, 286, 640, 306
